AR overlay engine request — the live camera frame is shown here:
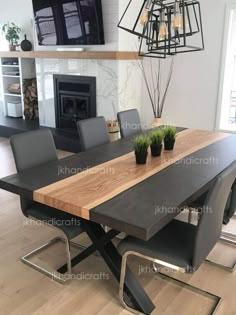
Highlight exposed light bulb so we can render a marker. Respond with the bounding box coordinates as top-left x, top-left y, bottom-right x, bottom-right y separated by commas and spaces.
173, 14, 183, 29
140, 9, 149, 25
172, 0, 183, 30
140, 0, 152, 25
158, 11, 168, 41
